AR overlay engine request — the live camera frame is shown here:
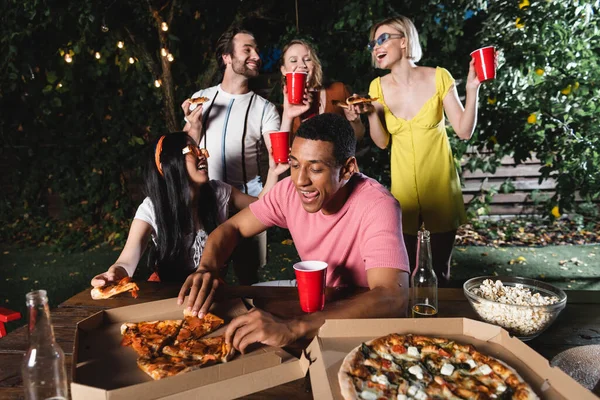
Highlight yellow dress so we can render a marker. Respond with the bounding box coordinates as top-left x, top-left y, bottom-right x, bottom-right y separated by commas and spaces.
369, 67, 467, 235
